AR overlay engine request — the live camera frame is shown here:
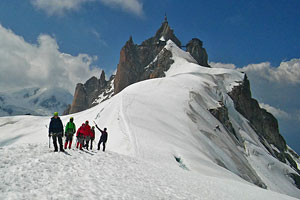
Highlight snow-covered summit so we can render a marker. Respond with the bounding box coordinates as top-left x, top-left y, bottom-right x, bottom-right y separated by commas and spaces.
0, 40, 299, 199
